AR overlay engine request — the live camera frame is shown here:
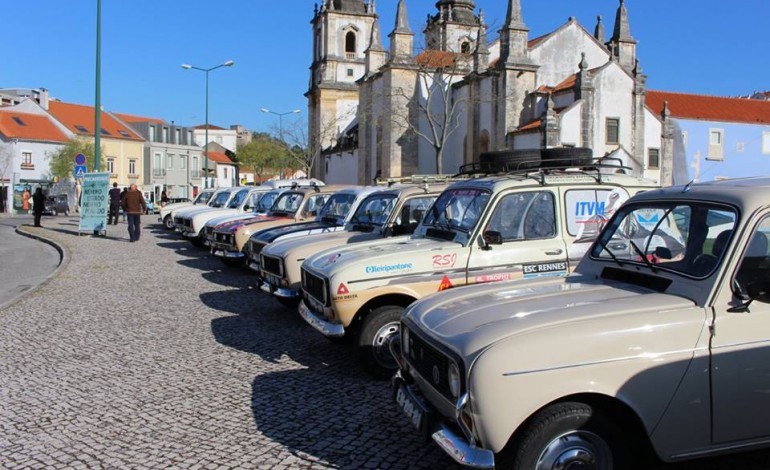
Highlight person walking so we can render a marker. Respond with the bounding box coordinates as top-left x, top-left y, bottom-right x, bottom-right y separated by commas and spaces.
122, 184, 146, 242
32, 187, 45, 227
120, 187, 128, 222
108, 182, 121, 225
